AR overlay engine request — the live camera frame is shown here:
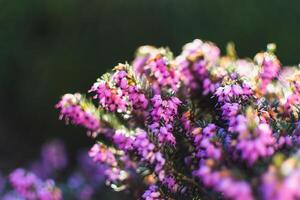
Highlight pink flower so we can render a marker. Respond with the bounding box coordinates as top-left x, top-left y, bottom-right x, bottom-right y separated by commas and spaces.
56, 93, 100, 133
88, 144, 117, 167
